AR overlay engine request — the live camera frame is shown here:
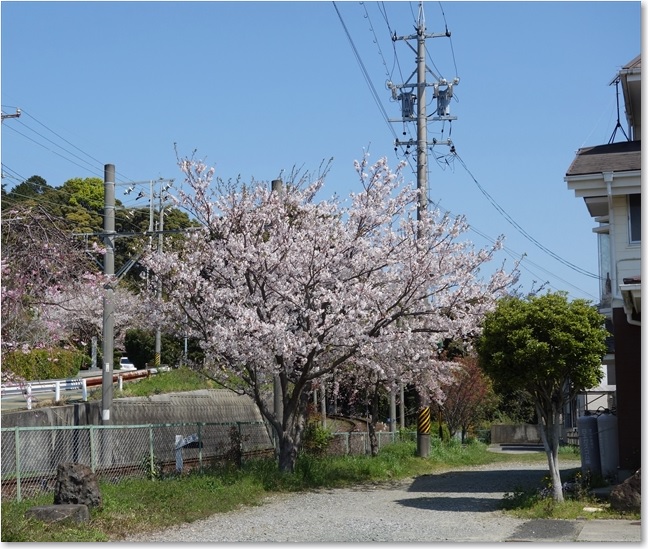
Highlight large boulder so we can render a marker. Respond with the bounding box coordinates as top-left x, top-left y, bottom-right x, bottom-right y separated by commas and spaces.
53, 462, 102, 508
609, 468, 640, 513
